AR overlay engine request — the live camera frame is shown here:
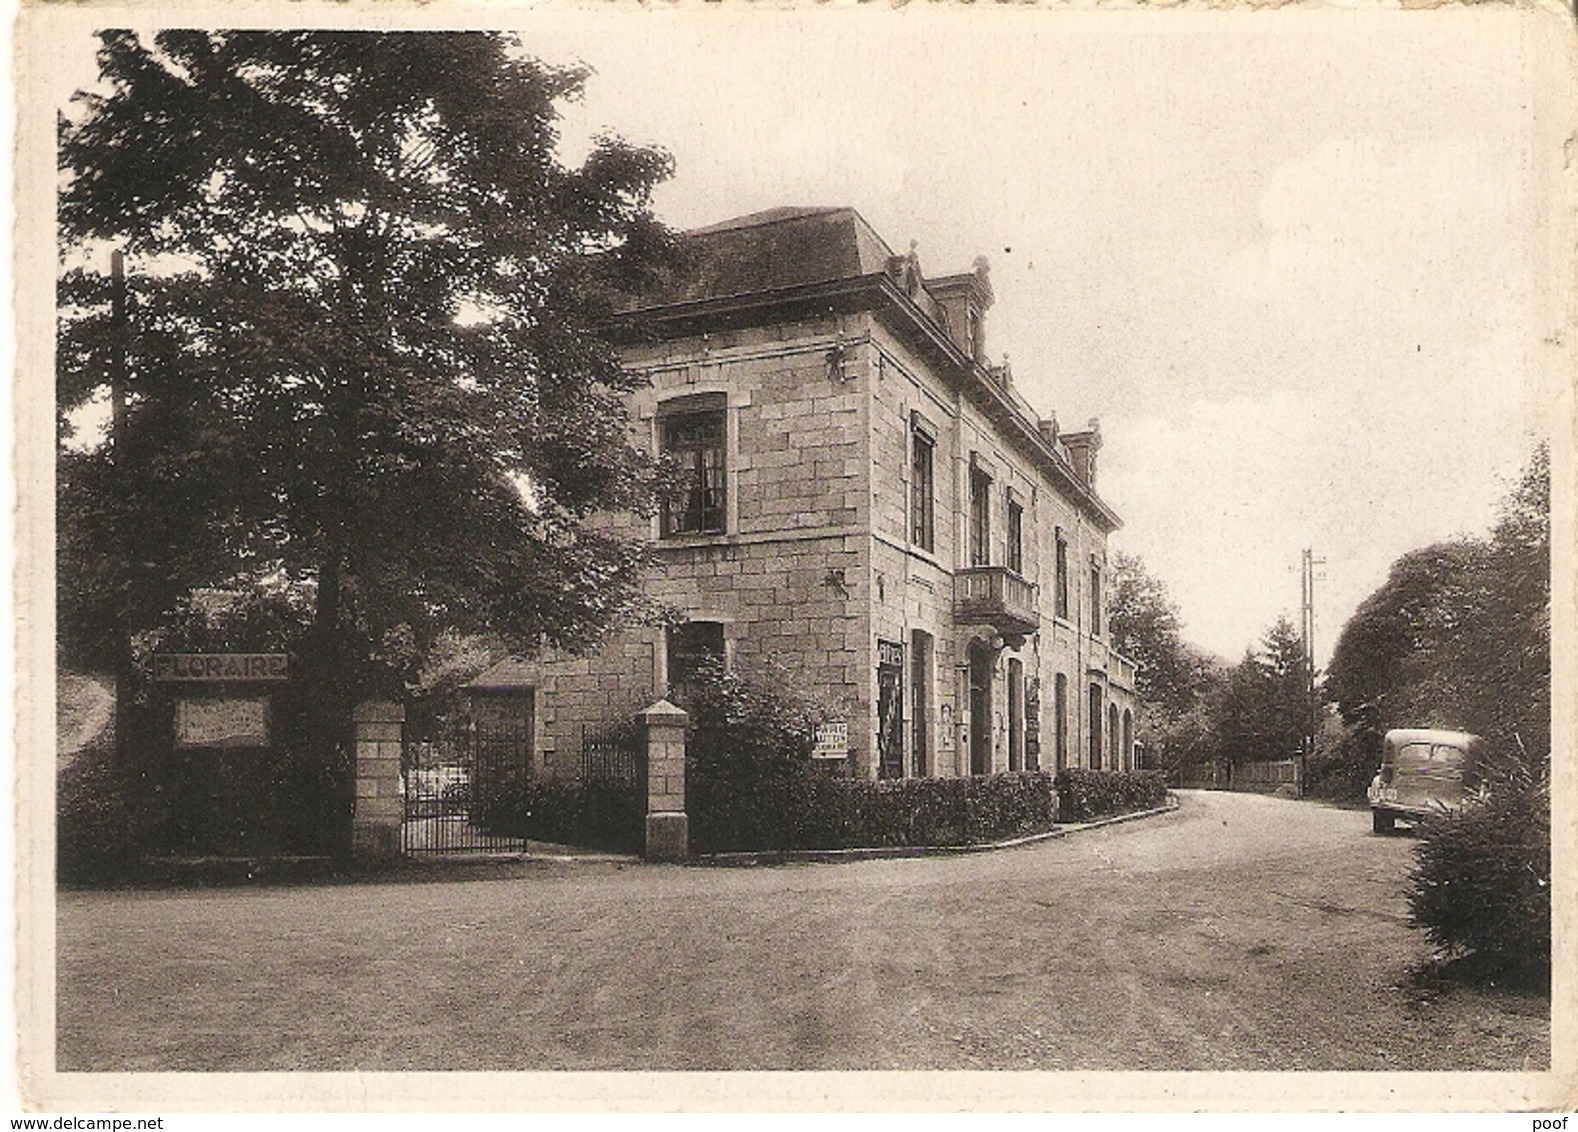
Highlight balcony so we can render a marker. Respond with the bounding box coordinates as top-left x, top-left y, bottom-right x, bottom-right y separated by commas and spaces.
954, 566, 1040, 642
